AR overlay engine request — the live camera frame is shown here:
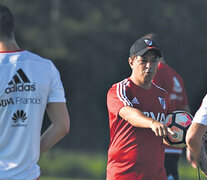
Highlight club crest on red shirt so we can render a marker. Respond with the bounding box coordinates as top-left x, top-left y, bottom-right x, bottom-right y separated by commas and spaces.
158, 97, 166, 109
